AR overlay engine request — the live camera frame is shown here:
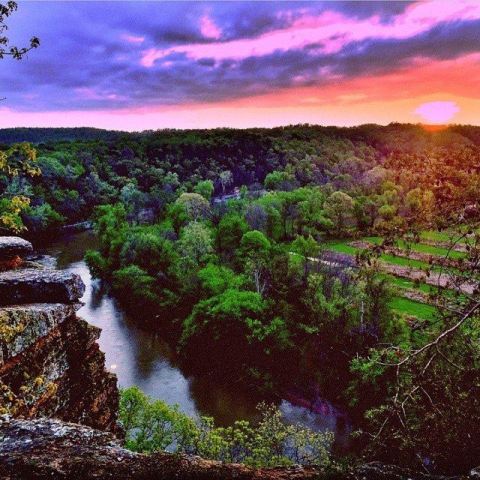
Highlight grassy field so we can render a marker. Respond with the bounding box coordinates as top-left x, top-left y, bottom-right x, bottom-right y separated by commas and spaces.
420, 230, 457, 243
362, 236, 466, 259
420, 227, 480, 244
325, 238, 463, 273
382, 274, 436, 294
323, 234, 461, 321
389, 296, 438, 320
400, 241, 465, 259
